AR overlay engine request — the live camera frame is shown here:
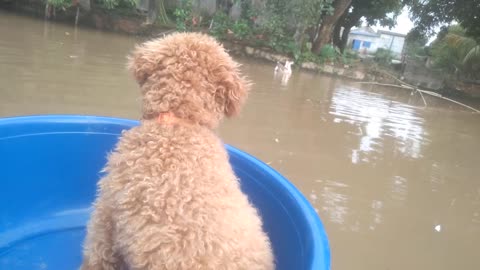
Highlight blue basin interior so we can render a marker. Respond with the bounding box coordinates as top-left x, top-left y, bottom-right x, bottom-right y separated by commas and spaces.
0, 115, 330, 270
